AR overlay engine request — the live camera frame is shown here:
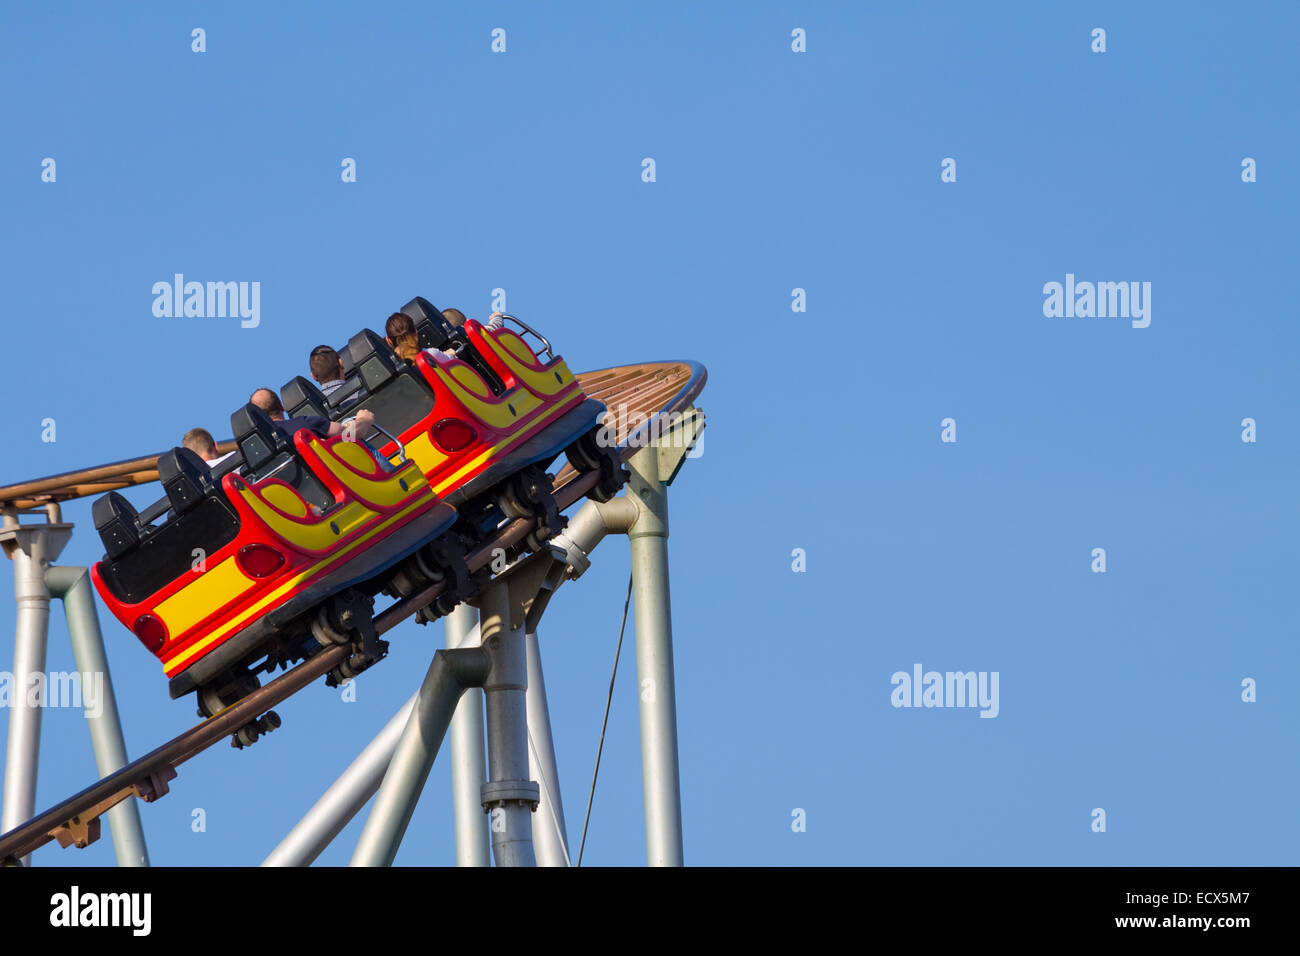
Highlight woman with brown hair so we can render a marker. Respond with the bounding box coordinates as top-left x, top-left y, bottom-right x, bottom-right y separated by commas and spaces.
387, 308, 508, 364
384, 312, 422, 363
